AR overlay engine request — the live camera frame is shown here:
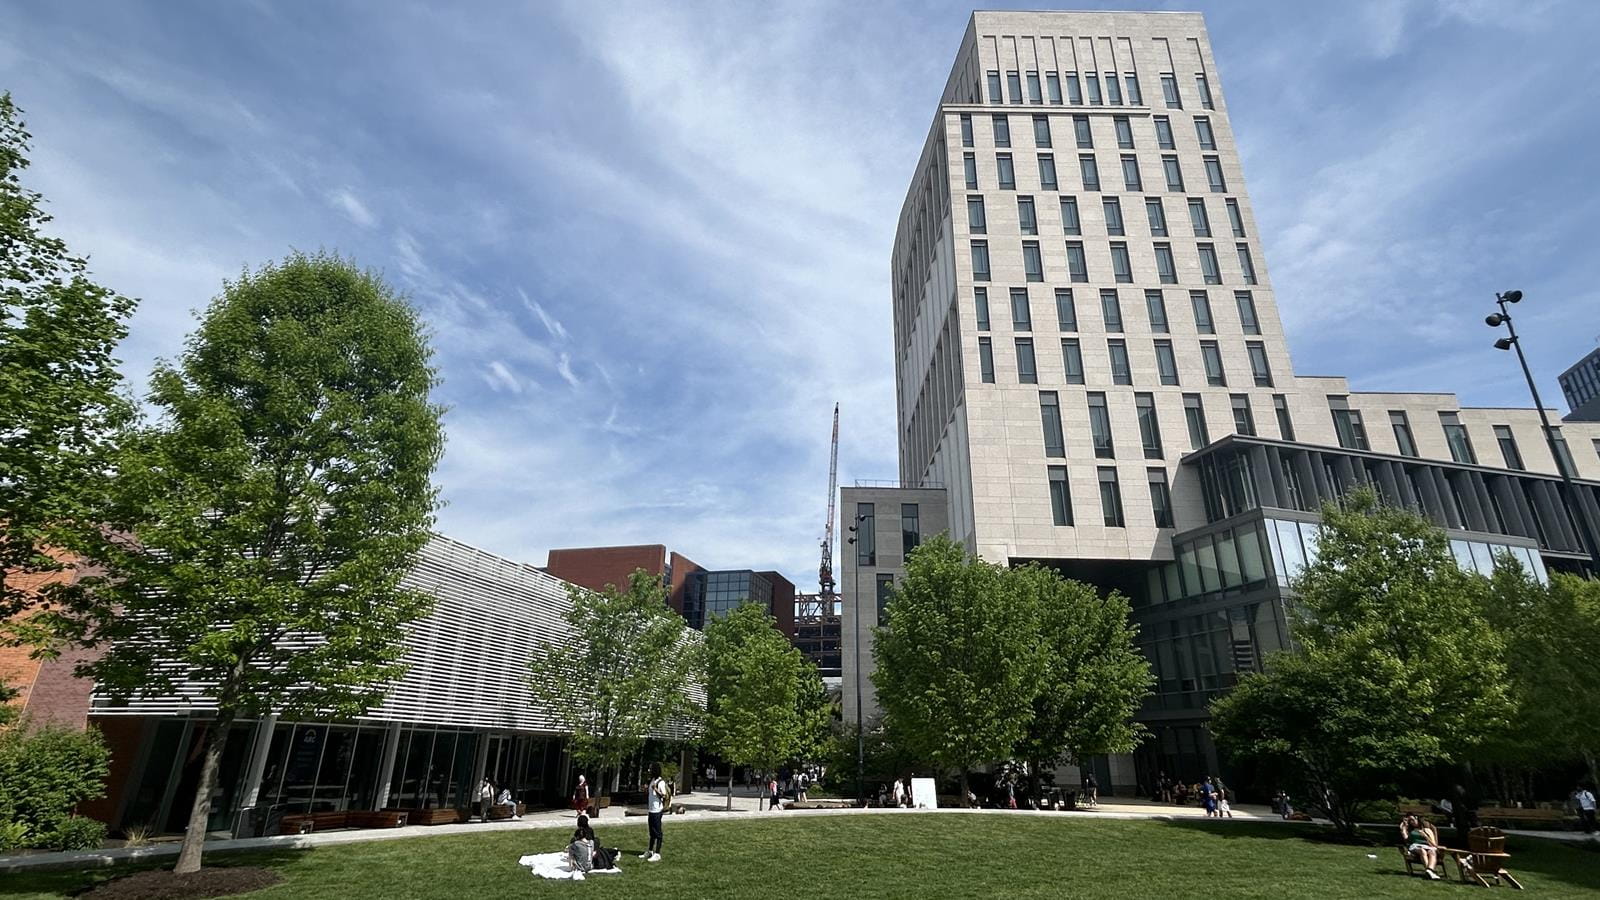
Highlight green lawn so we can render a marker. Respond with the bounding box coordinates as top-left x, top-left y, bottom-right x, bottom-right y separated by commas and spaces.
5, 814, 1598, 899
